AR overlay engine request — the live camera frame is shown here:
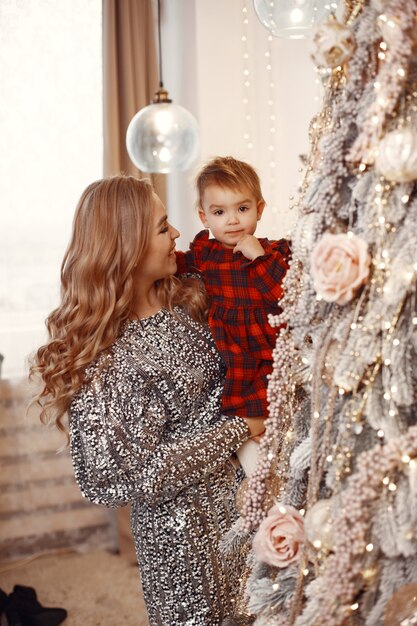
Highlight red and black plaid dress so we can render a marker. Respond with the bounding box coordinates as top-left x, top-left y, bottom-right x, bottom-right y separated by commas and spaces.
176, 230, 291, 418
